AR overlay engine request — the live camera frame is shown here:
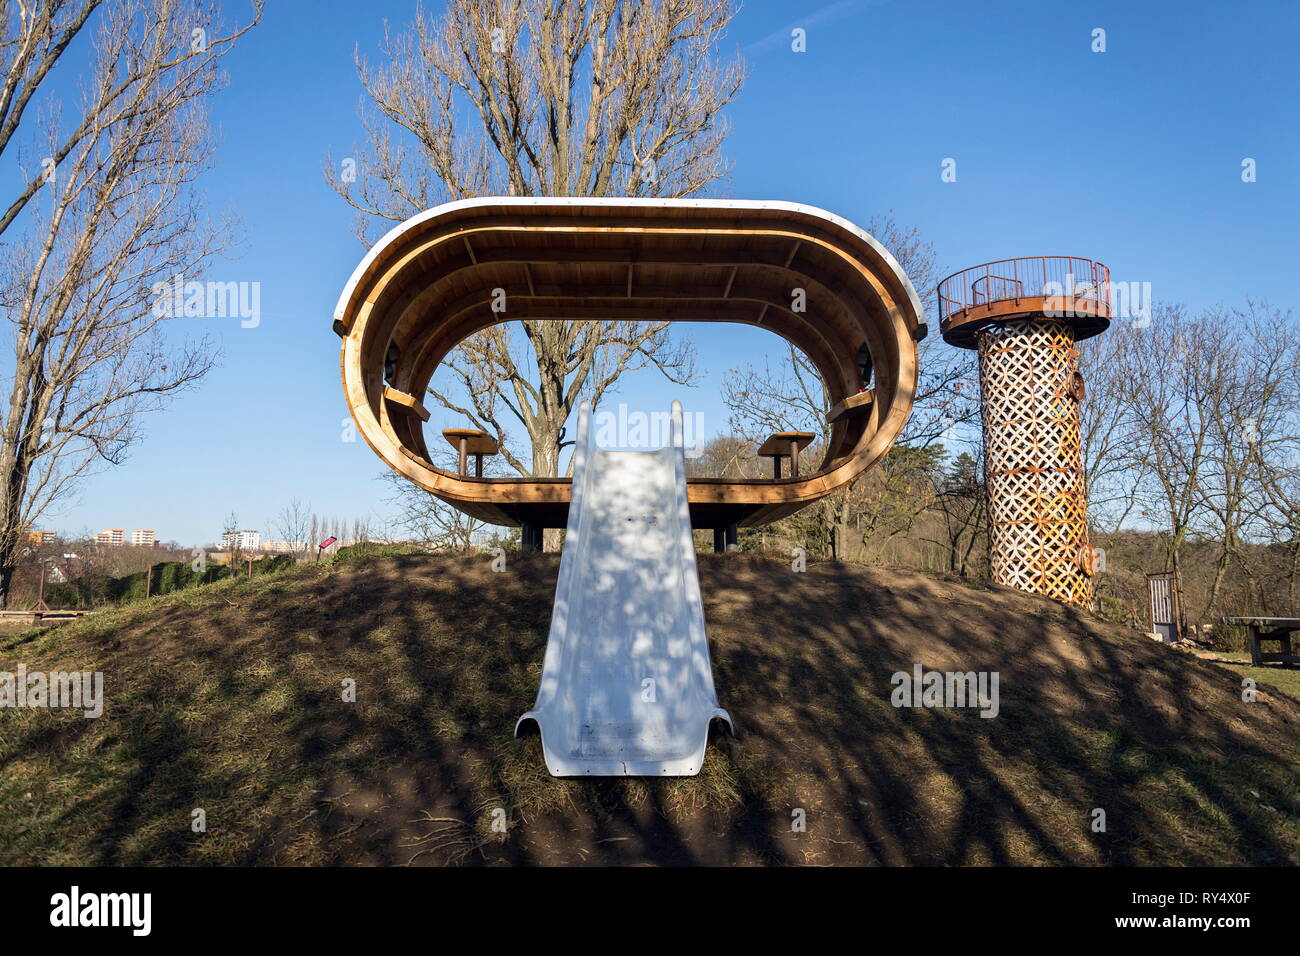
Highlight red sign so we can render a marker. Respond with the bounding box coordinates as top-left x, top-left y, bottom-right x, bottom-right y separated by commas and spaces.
319, 536, 337, 549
